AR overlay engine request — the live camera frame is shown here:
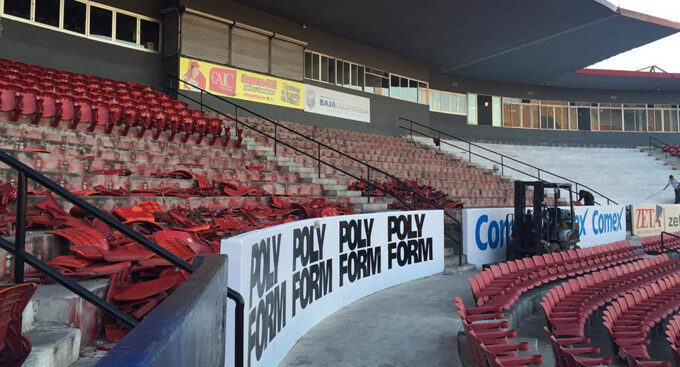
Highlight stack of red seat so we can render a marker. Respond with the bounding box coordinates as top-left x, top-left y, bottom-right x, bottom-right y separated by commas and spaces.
541, 255, 679, 338
638, 233, 680, 253
454, 296, 543, 367
602, 273, 680, 363
662, 145, 680, 159
0, 283, 36, 367
0, 58, 235, 146
468, 241, 641, 310
665, 314, 680, 366
350, 178, 464, 209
